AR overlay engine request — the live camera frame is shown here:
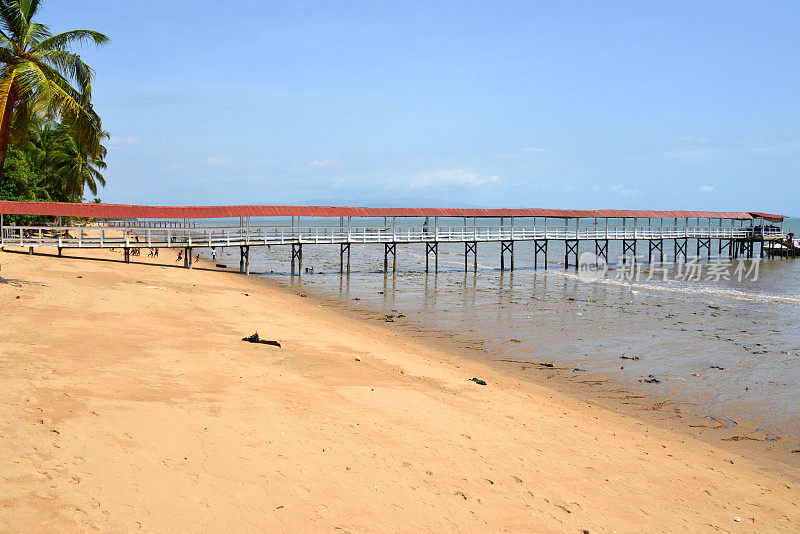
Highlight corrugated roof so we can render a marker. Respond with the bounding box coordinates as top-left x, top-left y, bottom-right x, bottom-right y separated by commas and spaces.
0, 201, 785, 220
748, 212, 786, 221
